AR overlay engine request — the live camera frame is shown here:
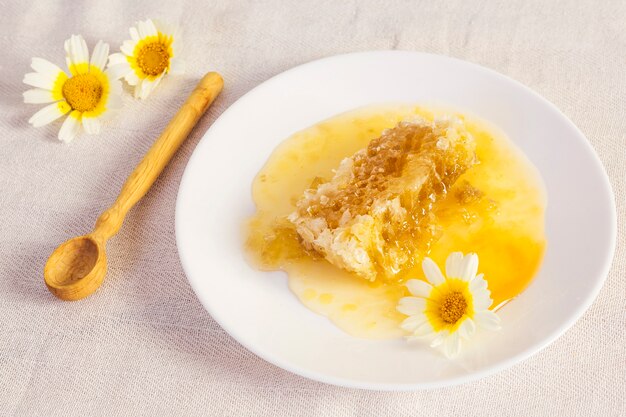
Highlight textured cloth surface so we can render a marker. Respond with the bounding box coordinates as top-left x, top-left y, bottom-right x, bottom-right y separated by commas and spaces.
1, 0, 625, 416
